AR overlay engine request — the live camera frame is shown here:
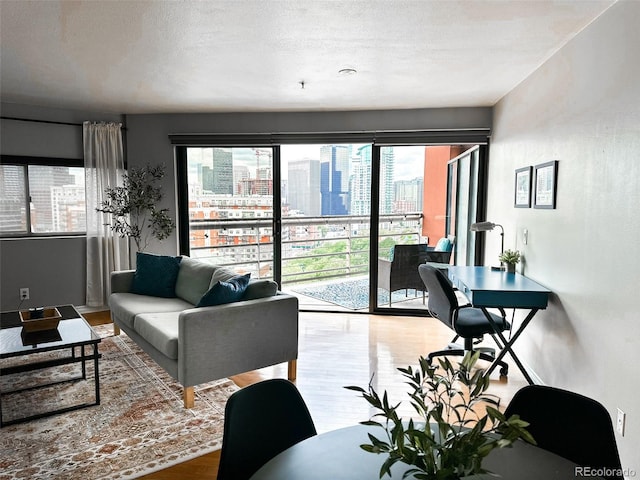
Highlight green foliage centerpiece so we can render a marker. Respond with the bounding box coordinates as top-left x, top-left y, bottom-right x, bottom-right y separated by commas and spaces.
96, 164, 175, 252
346, 352, 534, 479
